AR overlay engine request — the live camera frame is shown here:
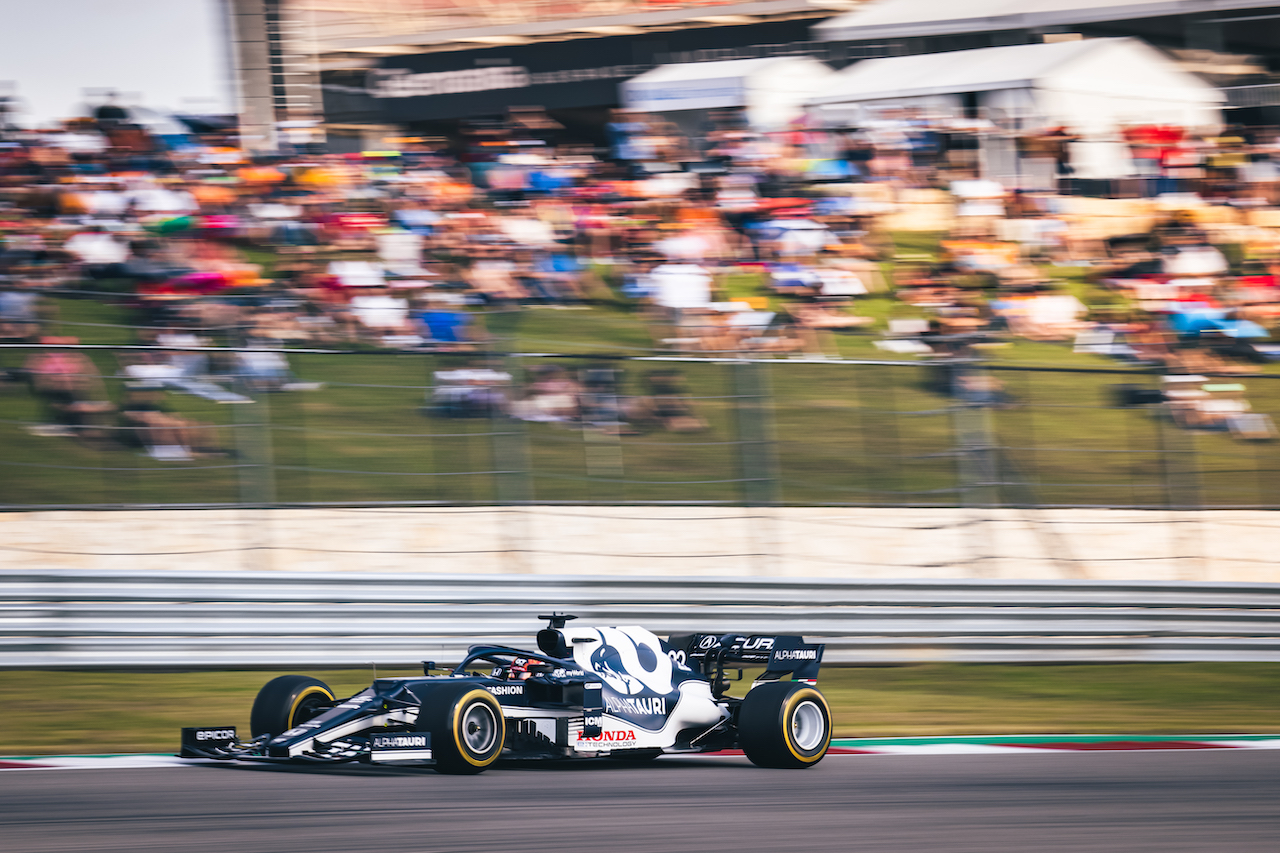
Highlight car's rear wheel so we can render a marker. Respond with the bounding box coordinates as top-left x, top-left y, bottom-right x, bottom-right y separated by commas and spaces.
419, 684, 505, 775
250, 675, 335, 739
737, 681, 831, 769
